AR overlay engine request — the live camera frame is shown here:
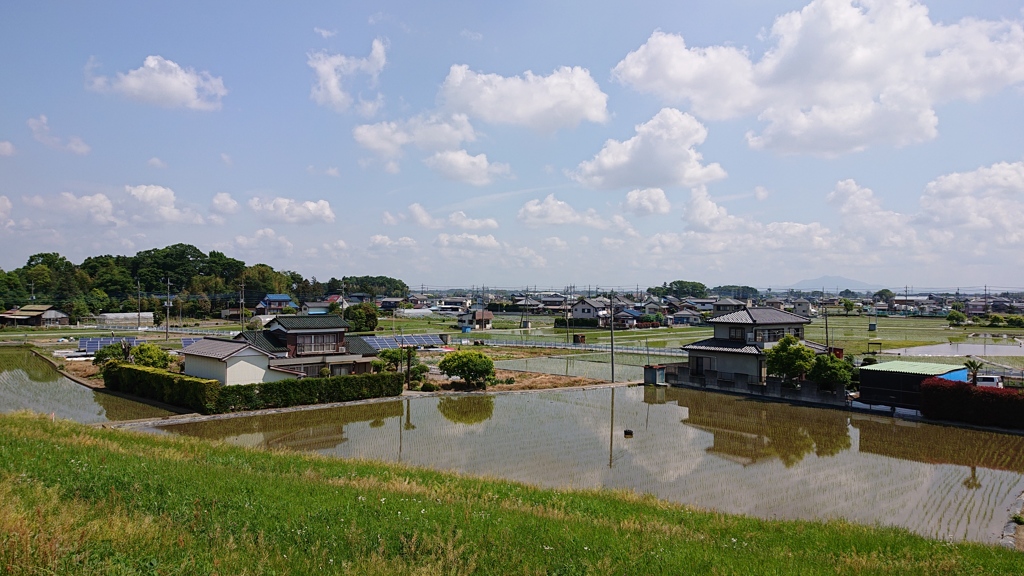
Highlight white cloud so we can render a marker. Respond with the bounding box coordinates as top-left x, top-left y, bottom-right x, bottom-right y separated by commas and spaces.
461, 29, 483, 41
543, 236, 568, 250
381, 211, 399, 225
613, 2, 1024, 154
27, 115, 90, 155
433, 233, 501, 250
147, 157, 166, 169
314, 27, 337, 38
211, 192, 239, 214
826, 179, 918, 252
408, 203, 444, 229
448, 211, 498, 230
0, 141, 14, 156
624, 188, 671, 215
125, 184, 204, 224
220, 153, 232, 166
322, 239, 348, 251
517, 194, 608, 228
0, 195, 12, 228
572, 108, 725, 189
423, 149, 510, 186
56, 192, 123, 226
353, 113, 475, 159
87, 55, 227, 111
233, 228, 293, 255
248, 197, 335, 224
754, 186, 770, 201
368, 234, 417, 250
441, 64, 609, 131
308, 39, 387, 113
918, 161, 1024, 247
325, 167, 340, 177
